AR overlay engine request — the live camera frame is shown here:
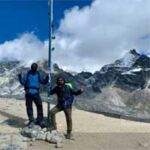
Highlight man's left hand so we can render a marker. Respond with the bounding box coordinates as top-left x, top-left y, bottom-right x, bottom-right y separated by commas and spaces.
80, 86, 84, 92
